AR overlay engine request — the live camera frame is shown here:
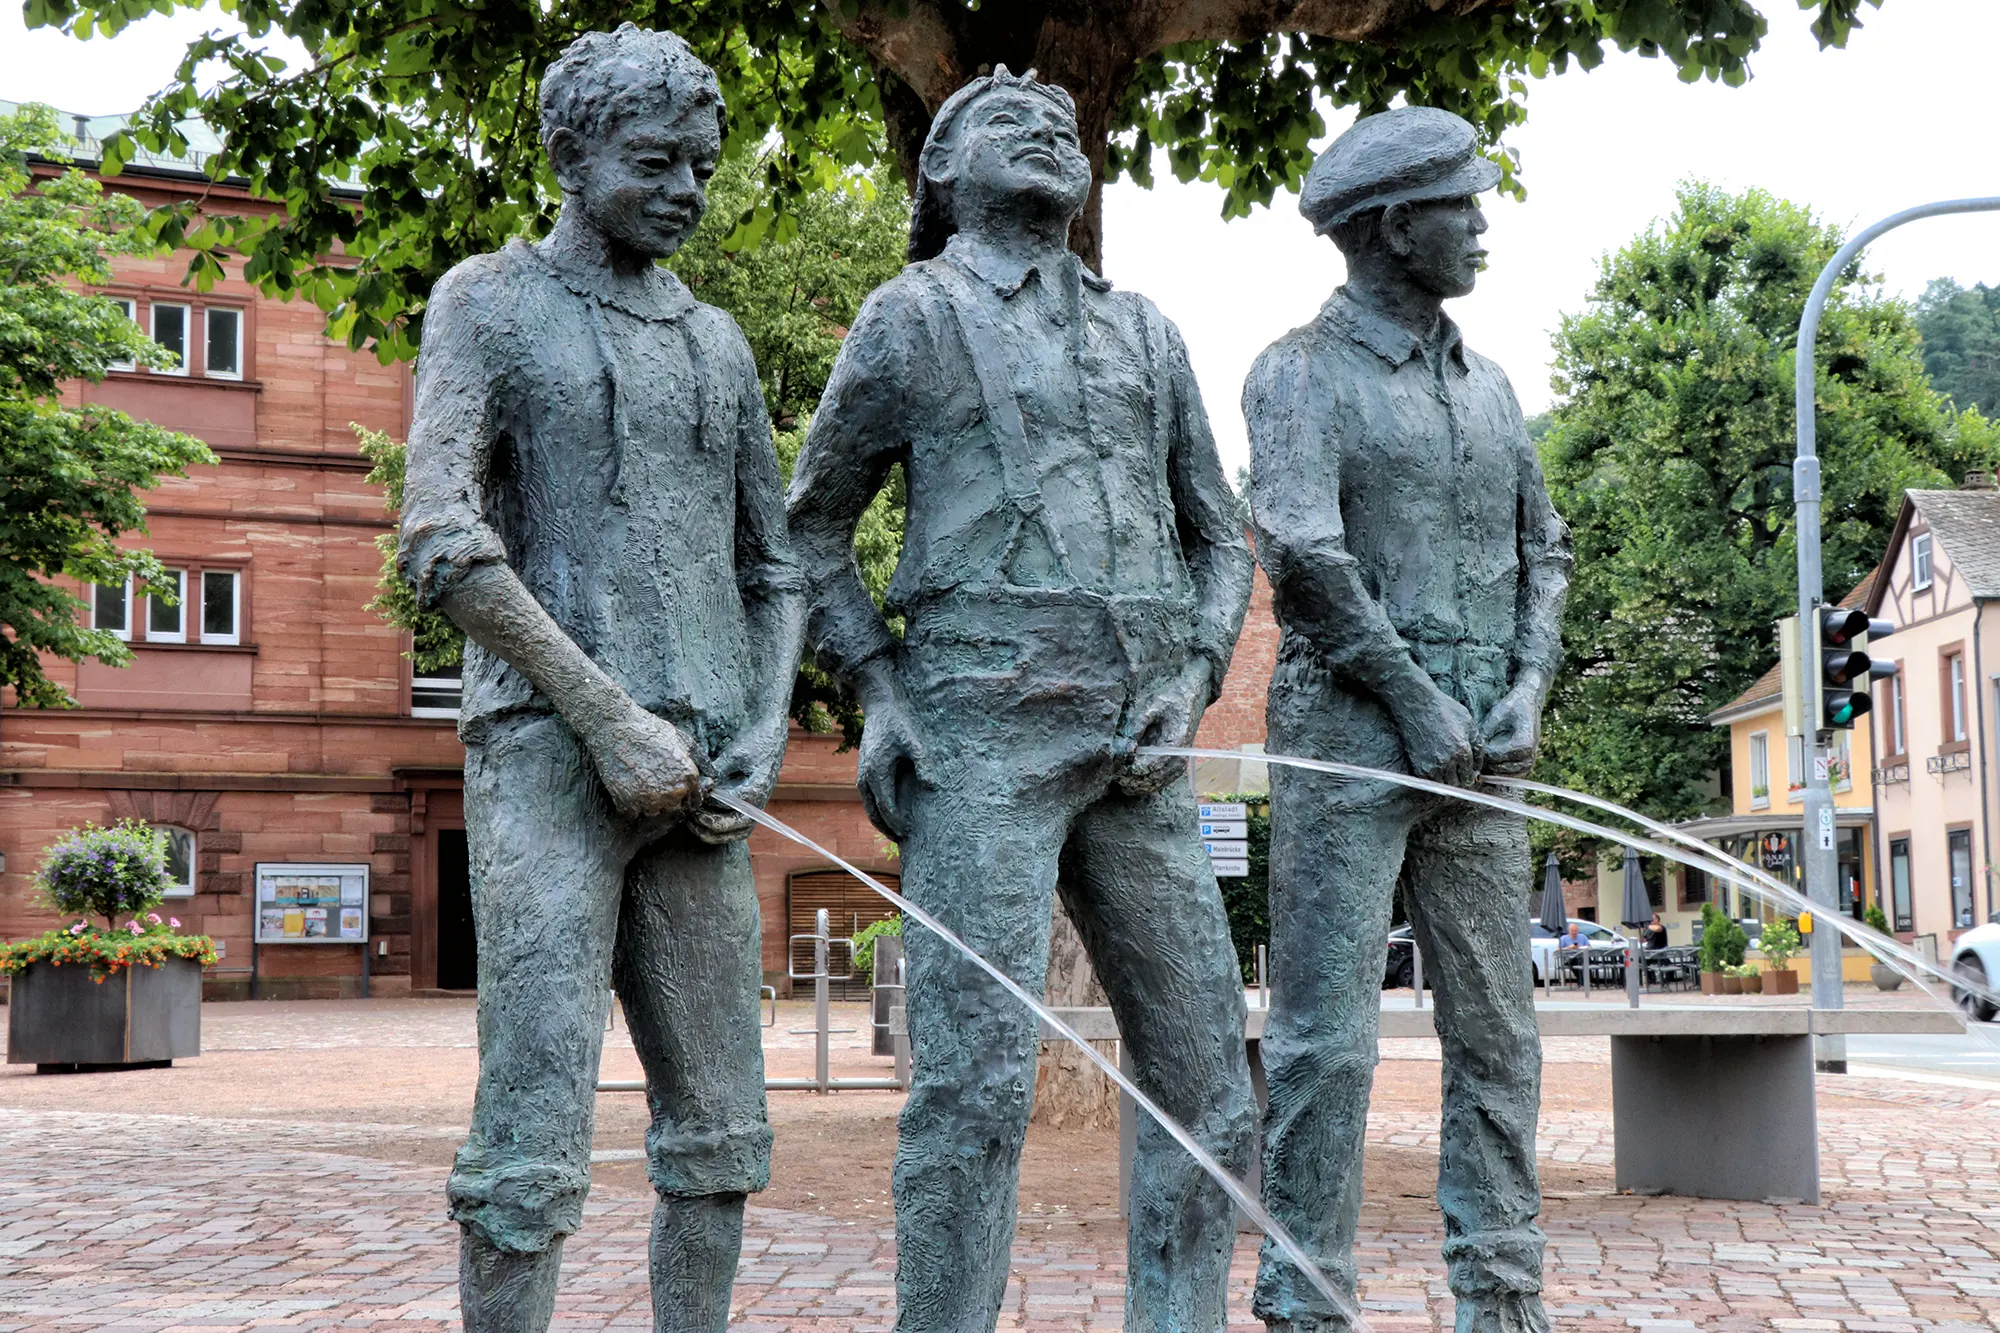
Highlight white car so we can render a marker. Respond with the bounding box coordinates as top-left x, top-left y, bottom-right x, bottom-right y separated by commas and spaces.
1528, 918, 1628, 984
1950, 921, 2000, 1021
